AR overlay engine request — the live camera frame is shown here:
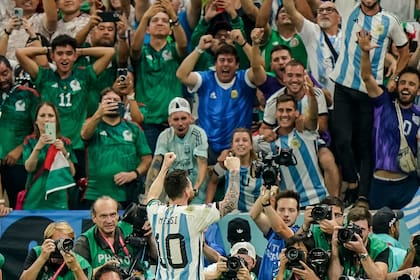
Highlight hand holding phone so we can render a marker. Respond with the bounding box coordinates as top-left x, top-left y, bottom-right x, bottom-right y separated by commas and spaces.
45, 122, 56, 142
